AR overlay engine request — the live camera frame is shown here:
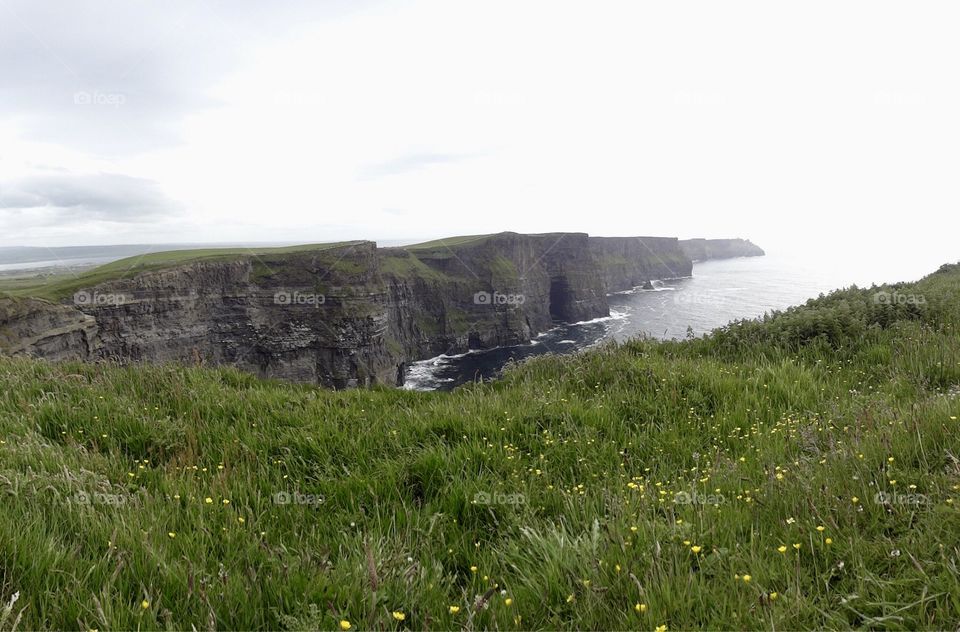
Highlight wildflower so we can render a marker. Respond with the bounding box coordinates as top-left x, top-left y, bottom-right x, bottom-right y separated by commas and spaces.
655, 625, 667, 632
635, 603, 647, 613
392, 611, 405, 621
470, 566, 478, 573
770, 592, 778, 600
825, 538, 833, 545
449, 605, 461, 614
167, 532, 176, 539
816, 526, 825, 532
504, 598, 513, 606
742, 575, 752, 583
851, 496, 859, 504
566, 594, 575, 603
793, 543, 801, 550
615, 564, 622, 573
690, 546, 702, 554
222, 499, 230, 505
339, 620, 351, 630
140, 600, 150, 610
205, 497, 213, 504
777, 545, 787, 554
